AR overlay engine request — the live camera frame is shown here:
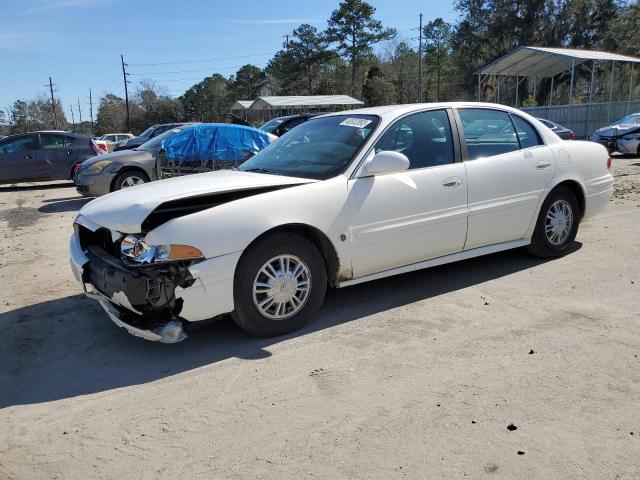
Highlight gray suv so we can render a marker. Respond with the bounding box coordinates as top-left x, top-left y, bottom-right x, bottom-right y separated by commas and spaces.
0, 131, 100, 184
